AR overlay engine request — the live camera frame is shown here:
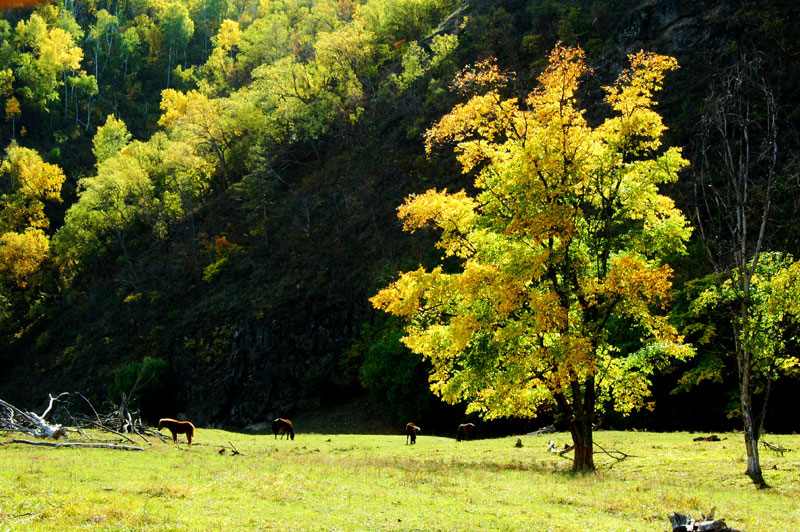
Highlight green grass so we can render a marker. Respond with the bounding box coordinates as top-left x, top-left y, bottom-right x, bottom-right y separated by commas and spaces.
1, 430, 798, 531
